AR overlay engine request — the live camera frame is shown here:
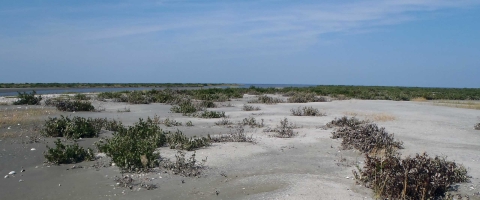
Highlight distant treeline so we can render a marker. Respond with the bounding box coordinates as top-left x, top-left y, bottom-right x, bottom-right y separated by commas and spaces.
0, 83, 236, 88
93, 85, 480, 102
